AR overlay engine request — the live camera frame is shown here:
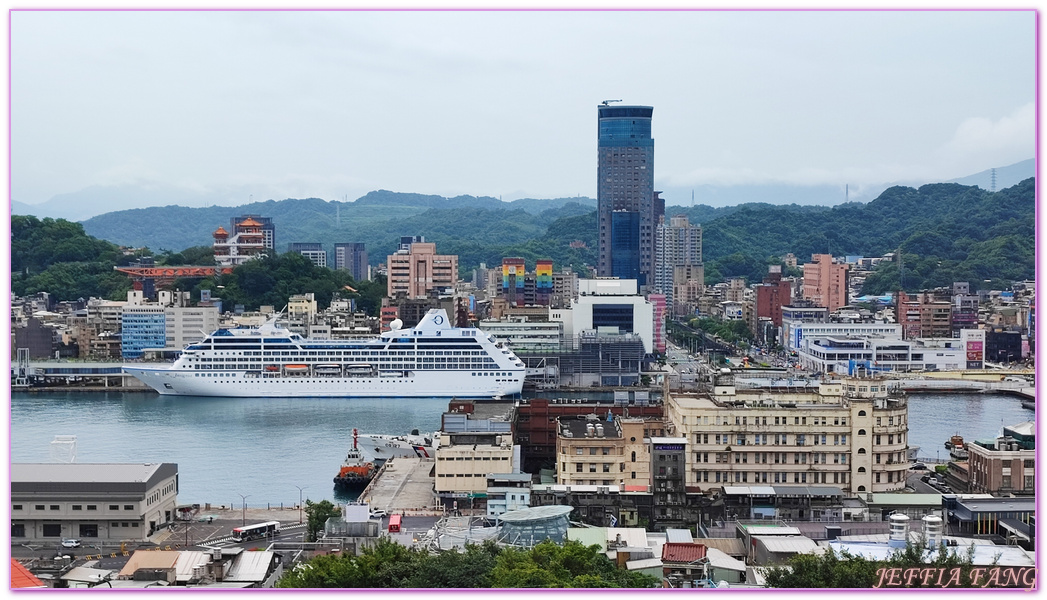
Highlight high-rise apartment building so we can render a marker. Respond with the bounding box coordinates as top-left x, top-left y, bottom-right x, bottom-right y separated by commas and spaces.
334, 242, 368, 281
596, 104, 662, 287
386, 241, 458, 299
895, 291, 953, 340
802, 254, 849, 312
502, 258, 527, 307
288, 242, 327, 268
756, 266, 793, 328
654, 215, 703, 313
